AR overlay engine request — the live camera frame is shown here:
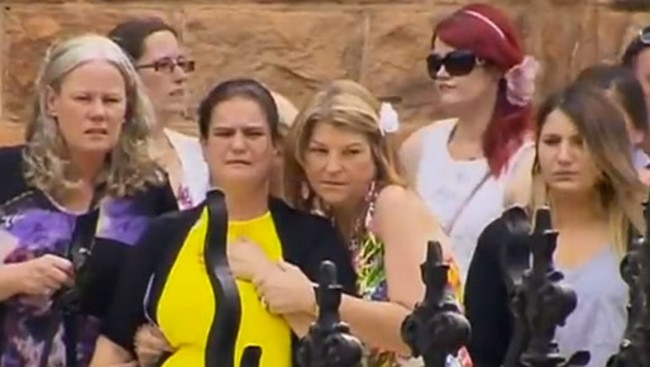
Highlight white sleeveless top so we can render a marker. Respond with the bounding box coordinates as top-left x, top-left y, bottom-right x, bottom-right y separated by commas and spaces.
415, 119, 533, 282
164, 128, 209, 210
